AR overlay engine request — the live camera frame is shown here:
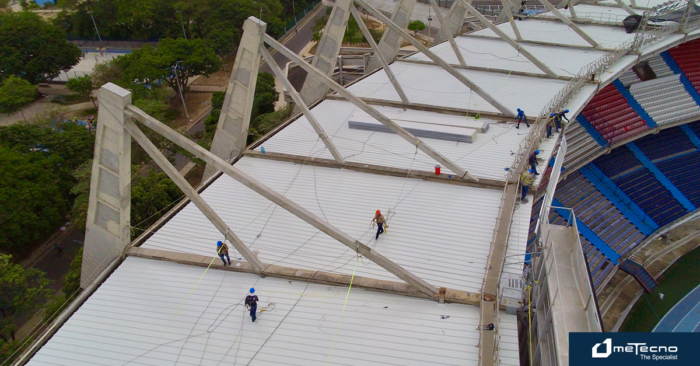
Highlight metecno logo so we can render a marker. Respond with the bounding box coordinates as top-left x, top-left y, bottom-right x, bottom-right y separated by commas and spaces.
570, 333, 699, 366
